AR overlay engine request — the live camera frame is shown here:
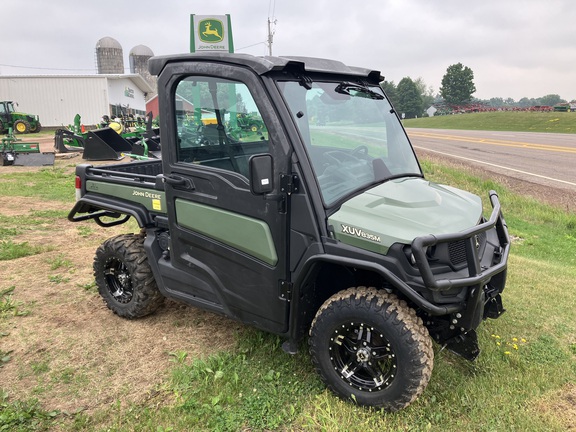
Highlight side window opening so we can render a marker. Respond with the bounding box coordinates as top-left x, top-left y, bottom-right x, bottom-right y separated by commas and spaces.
174, 76, 269, 178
